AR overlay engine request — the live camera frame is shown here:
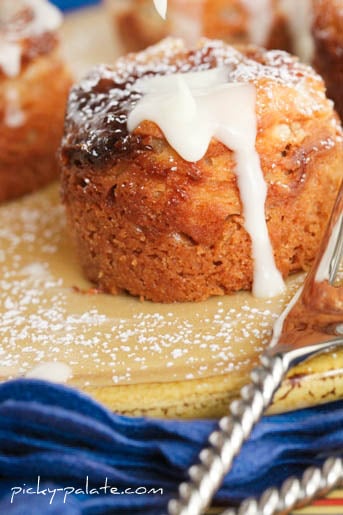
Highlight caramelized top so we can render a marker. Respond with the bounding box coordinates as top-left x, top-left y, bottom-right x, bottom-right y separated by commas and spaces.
60, 38, 327, 170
